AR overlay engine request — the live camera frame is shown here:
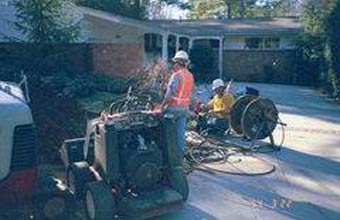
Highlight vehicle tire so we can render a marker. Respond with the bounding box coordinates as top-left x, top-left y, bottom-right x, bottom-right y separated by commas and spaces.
66, 161, 91, 200
84, 181, 116, 220
34, 194, 75, 220
33, 176, 76, 220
